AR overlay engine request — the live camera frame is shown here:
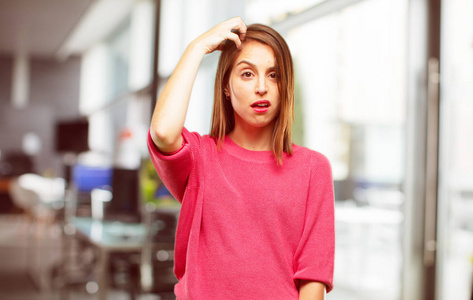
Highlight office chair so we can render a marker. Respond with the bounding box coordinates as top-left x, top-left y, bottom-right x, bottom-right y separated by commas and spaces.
108, 208, 178, 300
